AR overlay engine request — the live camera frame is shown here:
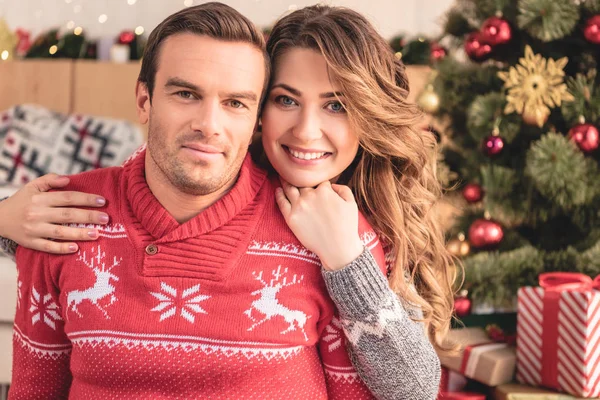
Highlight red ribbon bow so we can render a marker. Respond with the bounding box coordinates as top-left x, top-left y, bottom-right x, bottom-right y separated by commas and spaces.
539, 272, 600, 292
